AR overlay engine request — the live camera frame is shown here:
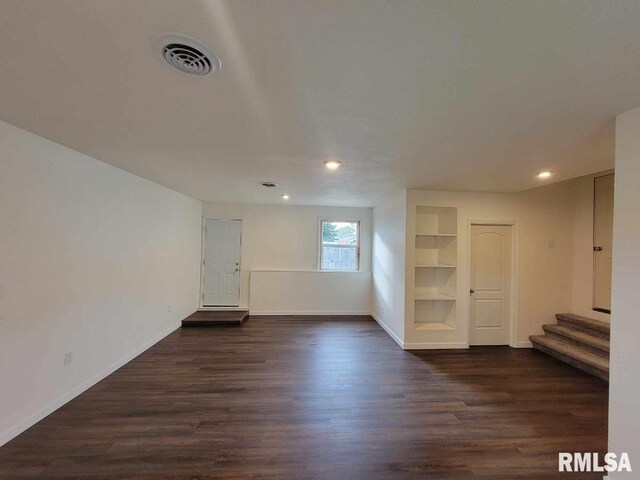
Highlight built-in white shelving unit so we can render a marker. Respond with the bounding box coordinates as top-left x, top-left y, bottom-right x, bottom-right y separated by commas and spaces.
413, 206, 458, 329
